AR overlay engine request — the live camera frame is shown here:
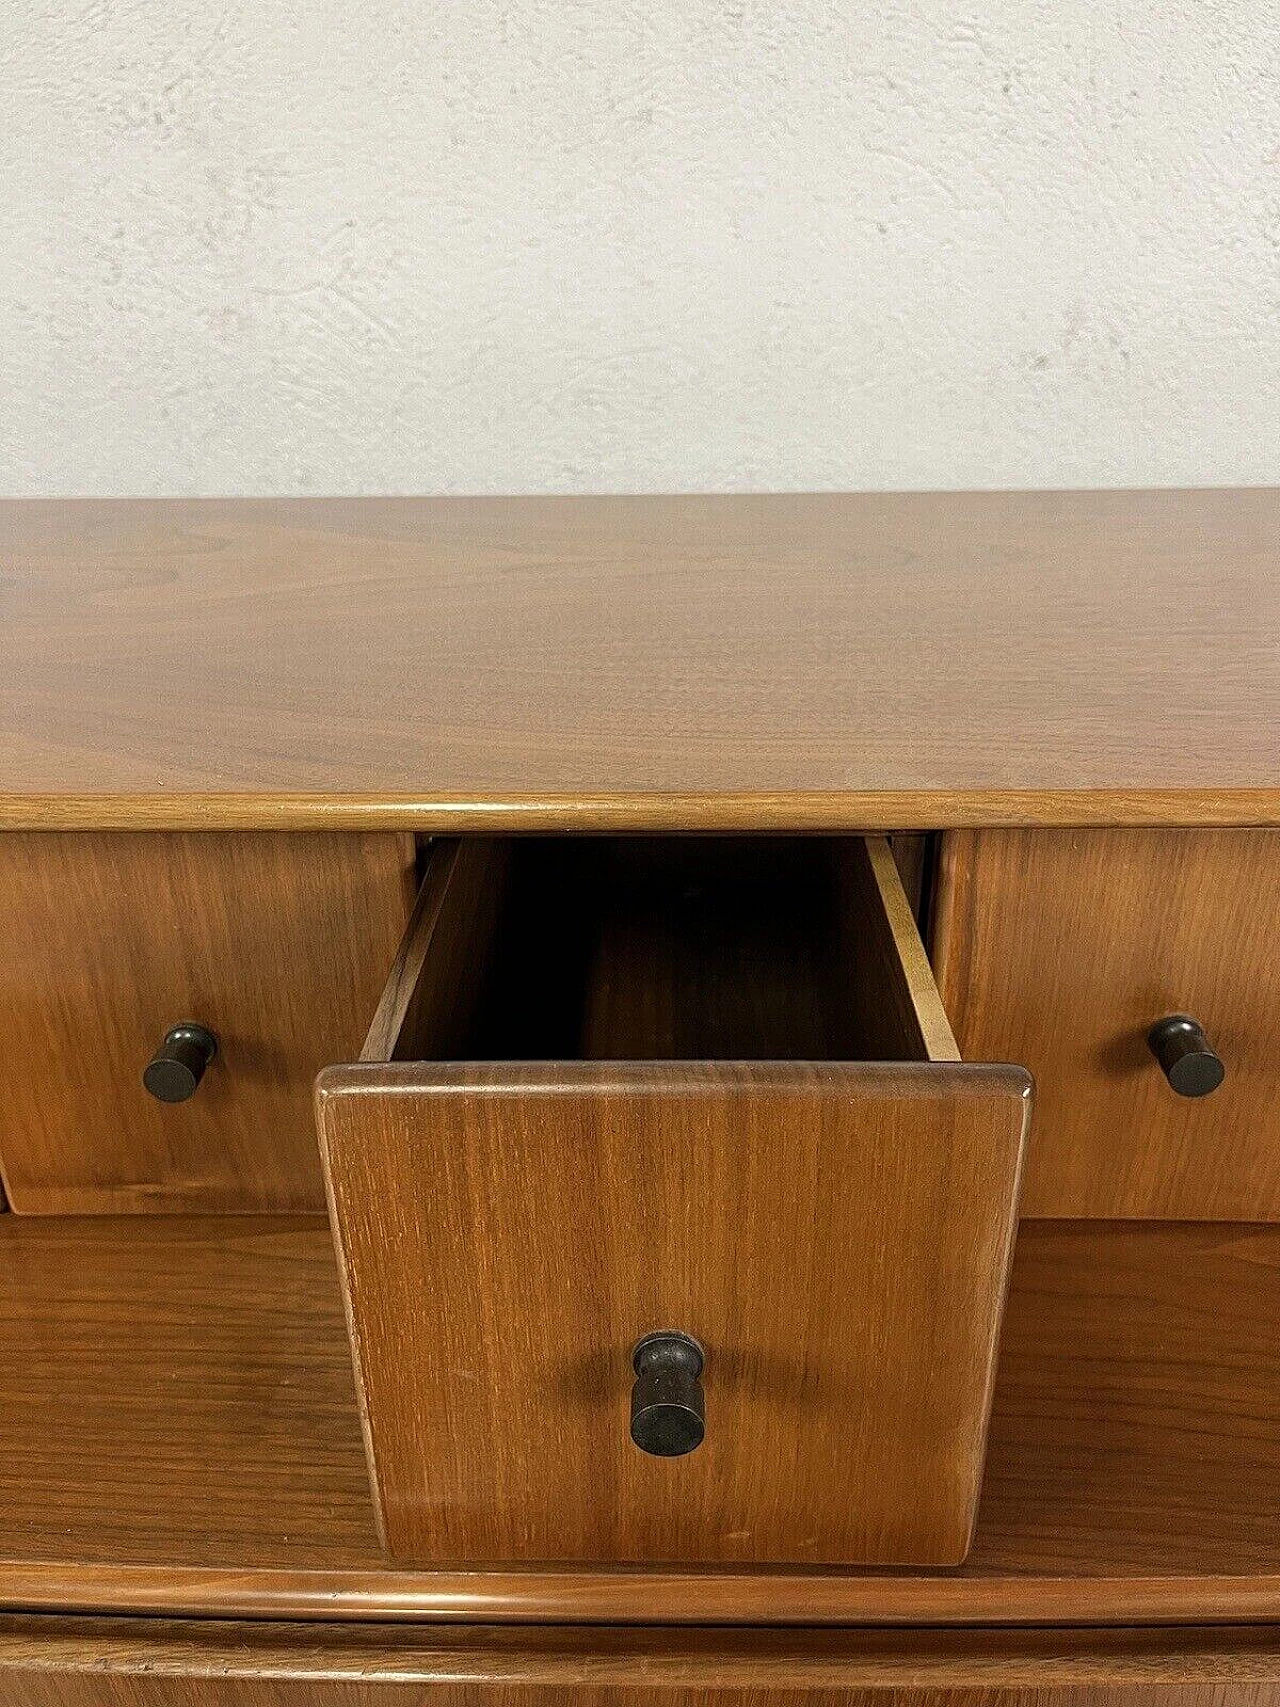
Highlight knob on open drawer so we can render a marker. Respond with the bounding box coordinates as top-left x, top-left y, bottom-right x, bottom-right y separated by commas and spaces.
317, 834, 1032, 1569
630, 1332, 705, 1458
